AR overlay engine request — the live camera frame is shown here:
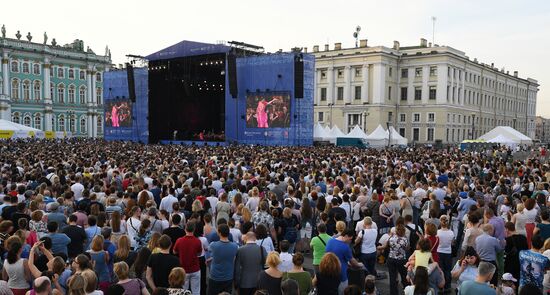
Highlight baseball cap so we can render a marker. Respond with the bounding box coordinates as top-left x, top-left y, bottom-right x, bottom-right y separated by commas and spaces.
502, 273, 517, 282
